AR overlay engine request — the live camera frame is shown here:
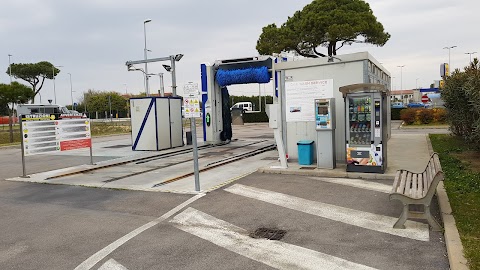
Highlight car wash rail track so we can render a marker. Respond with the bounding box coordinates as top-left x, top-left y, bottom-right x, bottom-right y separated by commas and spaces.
46, 139, 275, 187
